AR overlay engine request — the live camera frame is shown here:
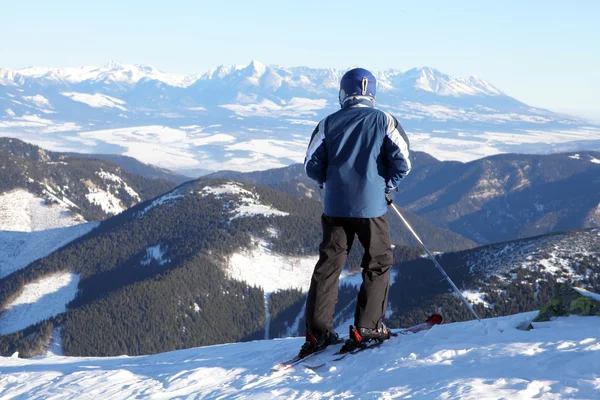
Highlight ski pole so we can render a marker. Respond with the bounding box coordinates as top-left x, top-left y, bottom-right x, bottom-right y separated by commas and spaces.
386, 195, 481, 322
